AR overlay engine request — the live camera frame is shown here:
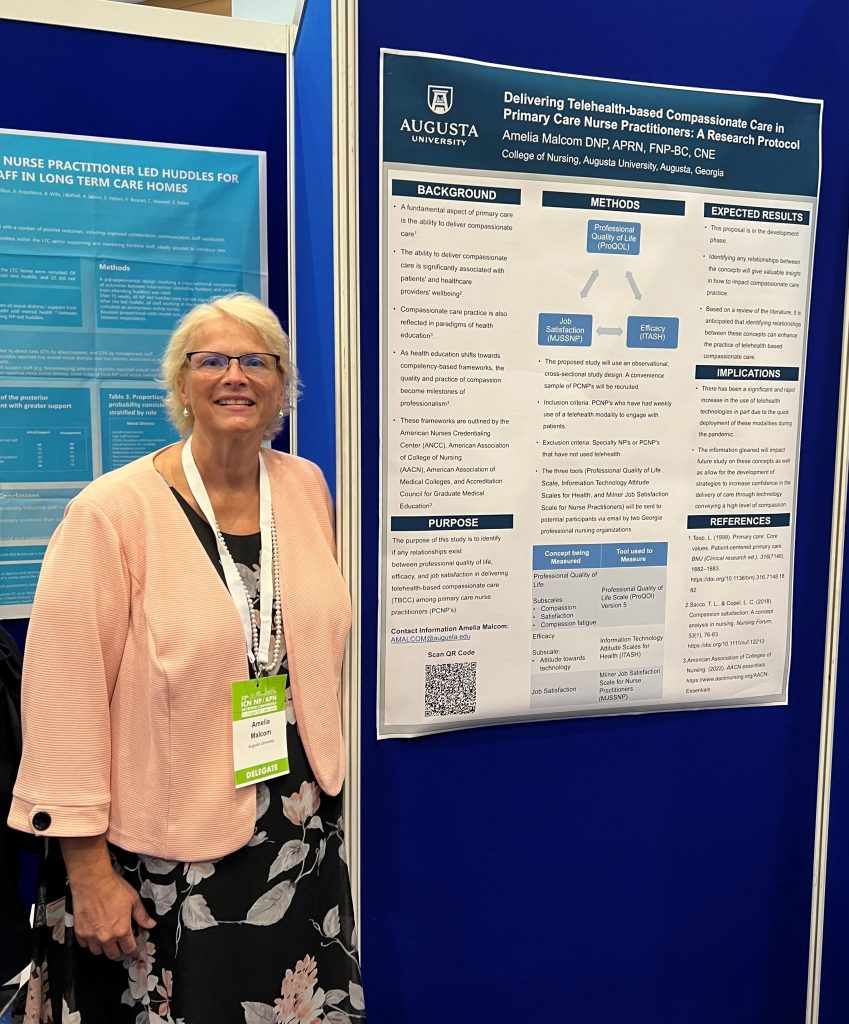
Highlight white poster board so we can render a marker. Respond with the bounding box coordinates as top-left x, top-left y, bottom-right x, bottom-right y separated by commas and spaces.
378, 51, 821, 736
